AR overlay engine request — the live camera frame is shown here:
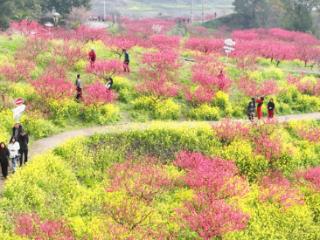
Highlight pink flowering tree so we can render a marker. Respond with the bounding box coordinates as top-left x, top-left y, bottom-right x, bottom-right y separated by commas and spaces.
137, 50, 181, 98
15, 213, 74, 240
0, 60, 35, 82
181, 194, 249, 240
237, 76, 279, 97
86, 60, 123, 79
106, 36, 137, 58
185, 38, 224, 54
175, 151, 249, 239
174, 151, 249, 198
32, 74, 74, 101
54, 42, 86, 69
185, 56, 230, 105
149, 34, 181, 50
83, 82, 117, 106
